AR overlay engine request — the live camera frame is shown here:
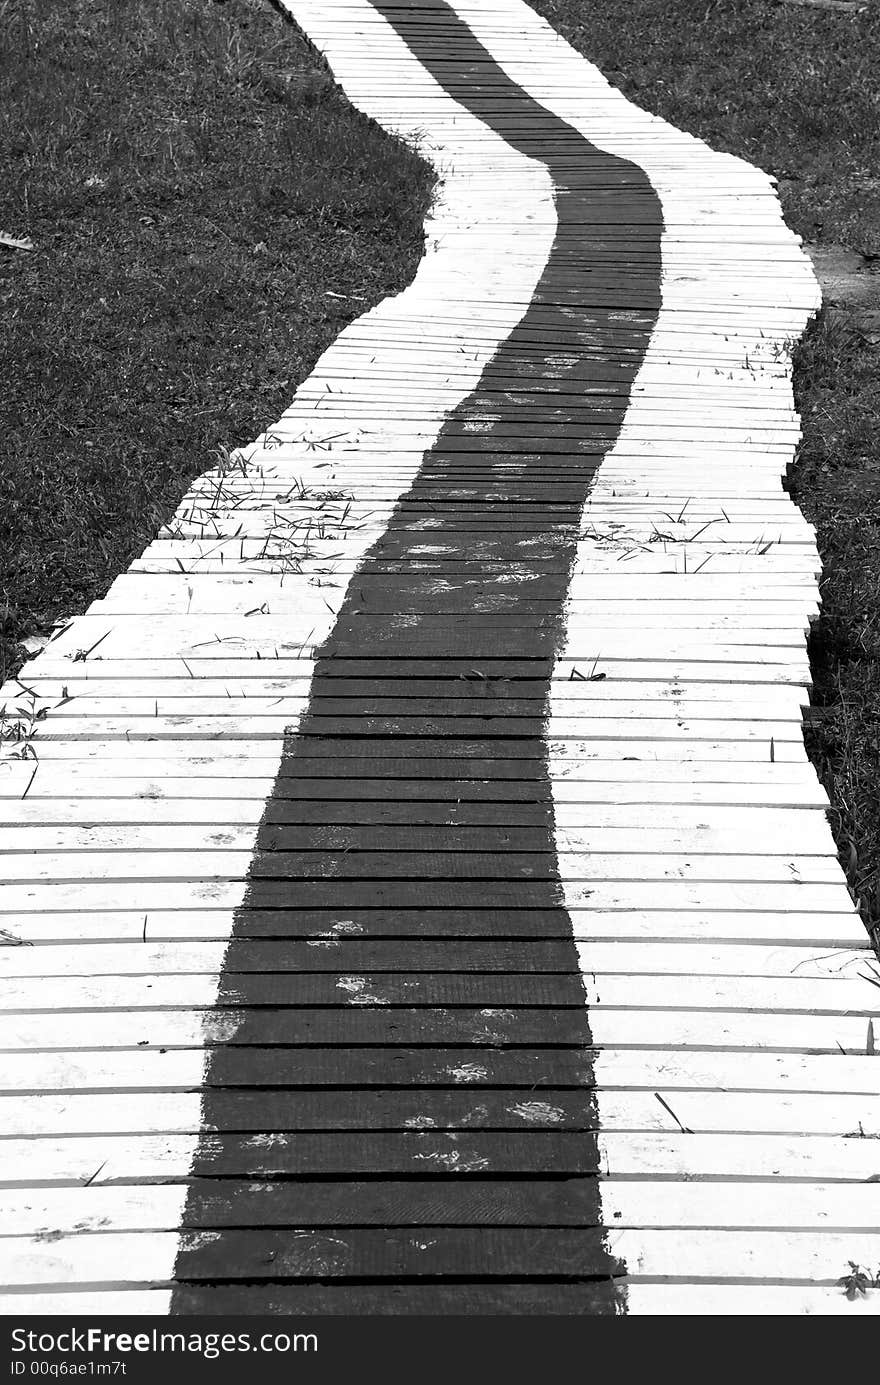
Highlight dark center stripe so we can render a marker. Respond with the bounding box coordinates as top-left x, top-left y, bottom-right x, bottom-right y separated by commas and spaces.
171, 0, 661, 1315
